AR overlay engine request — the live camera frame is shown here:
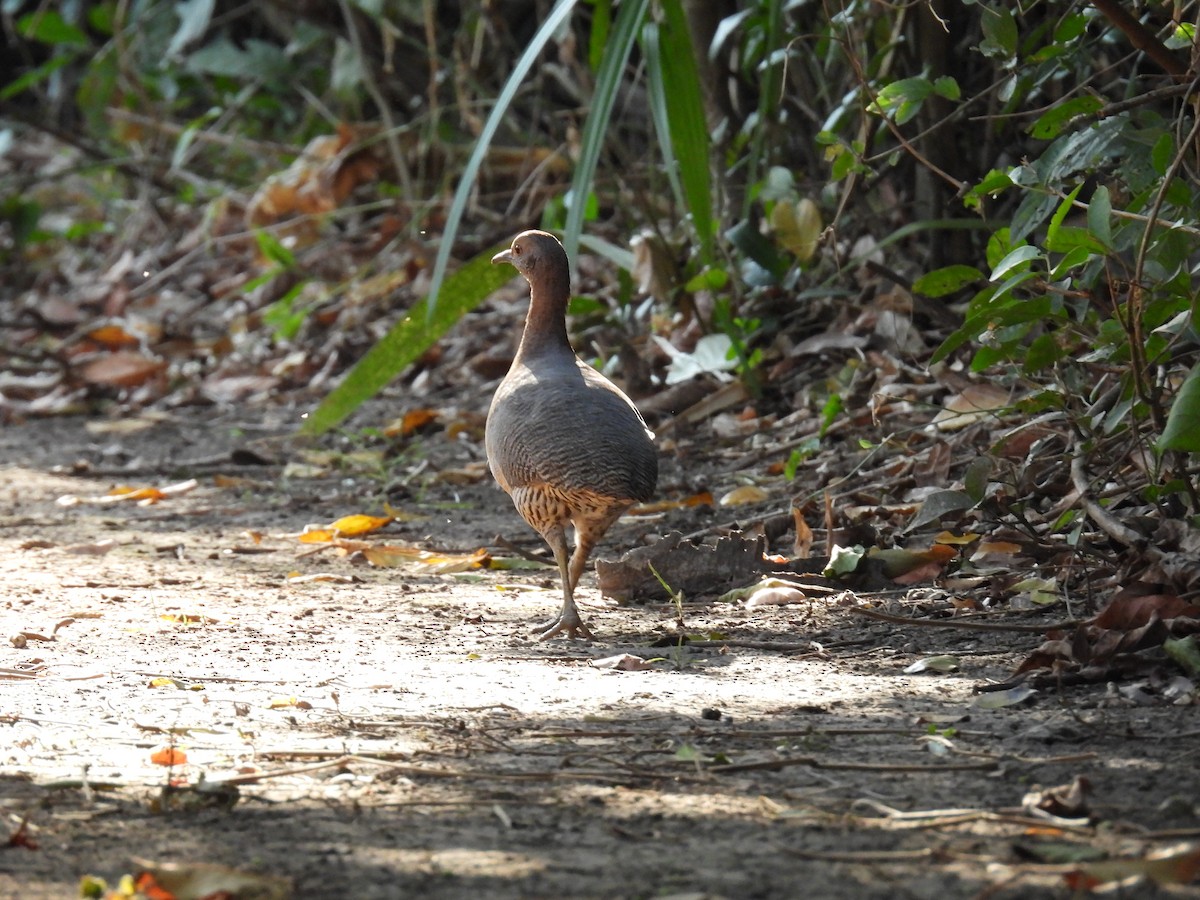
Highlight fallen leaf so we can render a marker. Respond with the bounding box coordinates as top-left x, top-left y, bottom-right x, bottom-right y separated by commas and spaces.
150, 747, 188, 766
129, 857, 291, 900
80, 351, 165, 388
327, 513, 394, 536
930, 383, 1015, 431
745, 586, 807, 607
904, 655, 960, 674
591, 653, 656, 671
719, 485, 770, 506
